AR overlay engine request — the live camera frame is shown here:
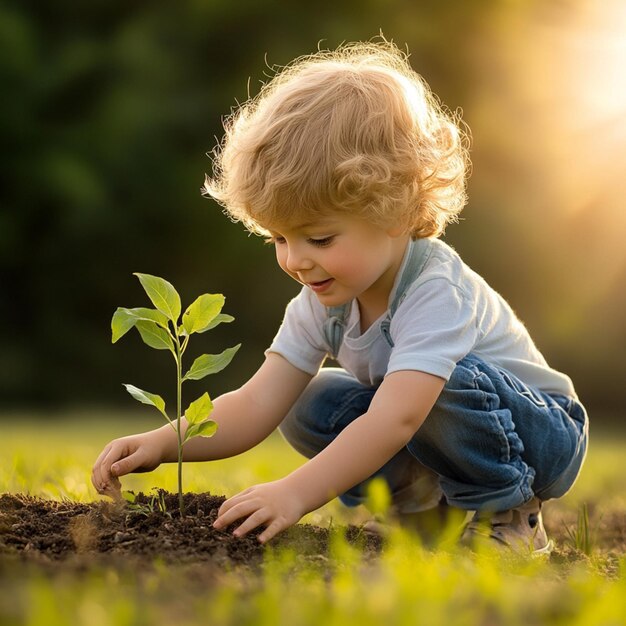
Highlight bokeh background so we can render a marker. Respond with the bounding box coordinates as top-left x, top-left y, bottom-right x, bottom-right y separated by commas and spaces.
1, 0, 624, 426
